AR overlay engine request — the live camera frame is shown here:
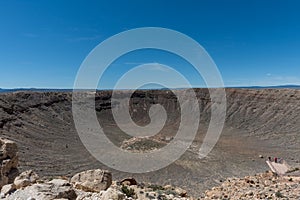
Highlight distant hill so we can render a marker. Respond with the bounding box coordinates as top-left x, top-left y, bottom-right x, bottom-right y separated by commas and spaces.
231, 85, 300, 89
0, 85, 300, 93
0, 88, 73, 93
